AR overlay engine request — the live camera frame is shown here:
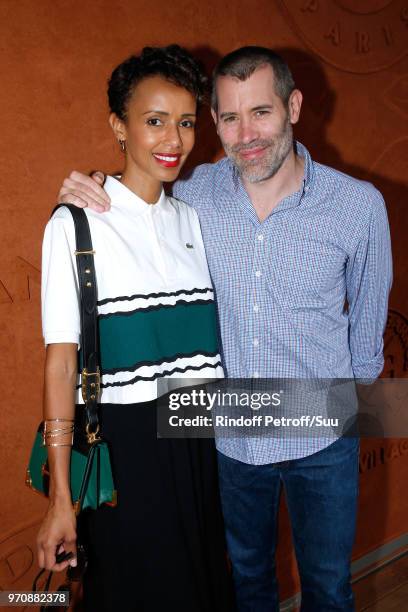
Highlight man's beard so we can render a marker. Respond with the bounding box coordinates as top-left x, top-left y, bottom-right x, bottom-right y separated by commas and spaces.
223, 115, 293, 184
